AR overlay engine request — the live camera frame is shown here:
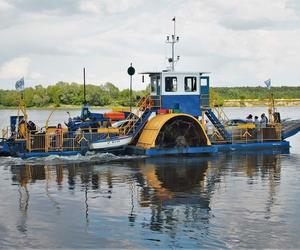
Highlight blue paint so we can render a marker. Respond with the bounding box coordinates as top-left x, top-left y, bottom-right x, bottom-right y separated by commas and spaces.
10, 116, 24, 133
145, 146, 217, 156
128, 141, 290, 156
200, 76, 209, 95
161, 95, 201, 116
205, 109, 231, 140
213, 141, 290, 152
282, 126, 300, 139
0, 141, 10, 156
